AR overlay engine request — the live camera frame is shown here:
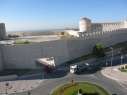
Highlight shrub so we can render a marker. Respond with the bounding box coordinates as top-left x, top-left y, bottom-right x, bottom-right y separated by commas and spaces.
15, 40, 30, 44
121, 66, 124, 70
79, 89, 83, 94
92, 43, 105, 57
24, 40, 30, 44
